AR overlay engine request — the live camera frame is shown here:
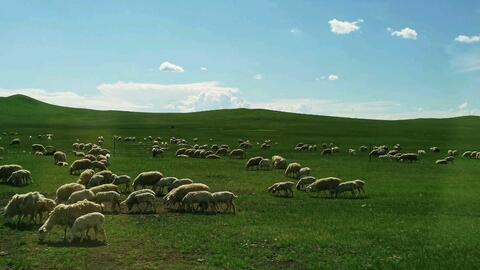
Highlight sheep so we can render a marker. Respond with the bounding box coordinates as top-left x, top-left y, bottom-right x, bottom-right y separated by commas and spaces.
229, 149, 246, 159
418, 150, 426, 155
215, 148, 229, 156
35, 197, 56, 223
77, 169, 95, 186
38, 200, 103, 242
87, 174, 105, 188
462, 151, 472, 158
89, 184, 119, 195
120, 189, 156, 212
352, 179, 366, 194
168, 178, 194, 191
133, 171, 163, 190
163, 183, 210, 209
267, 181, 295, 197
56, 161, 69, 166
436, 159, 448, 165
297, 167, 311, 179
7, 169, 32, 186
112, 174, 131, 192
359, 145, 368, 152
91, 160, 107, 171
321, 148, 332, 155
445, 156, 455, 163
399, 153, 418, 163
177, 154, 189, 158
206, 154, 221, 159
284, 162, 302, 178
53, 151, 67, 165
334, 181, 358, 197
94, 170, 115, 183
296, 176, 316, 191
306, 177, 341, 197
211, 191, 238, 214
3, 192, 44, 224
56, 183, 86, 204
95, 191, 121, 212
273, 158, 288, 170
430, 146, 440, 153
155, 176, 178, 194
10, 138, 21, 145
68, 212, 106, 243
182, 191, 214, 212
348, 149, 356, 155
70, 159, 92, 175
0, 164, 23, 182
258, 158, 272, 170
31, 144, 46, 154
66, 189, 96, 204
45, 146, 57, 156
